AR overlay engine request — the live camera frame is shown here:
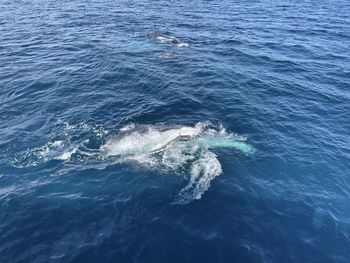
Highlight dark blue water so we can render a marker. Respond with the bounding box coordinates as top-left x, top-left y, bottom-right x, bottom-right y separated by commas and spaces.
1, 0, 350, 262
